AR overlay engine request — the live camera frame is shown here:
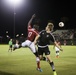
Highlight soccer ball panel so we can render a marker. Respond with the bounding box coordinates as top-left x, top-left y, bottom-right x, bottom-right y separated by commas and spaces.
59, 22, 64, 27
